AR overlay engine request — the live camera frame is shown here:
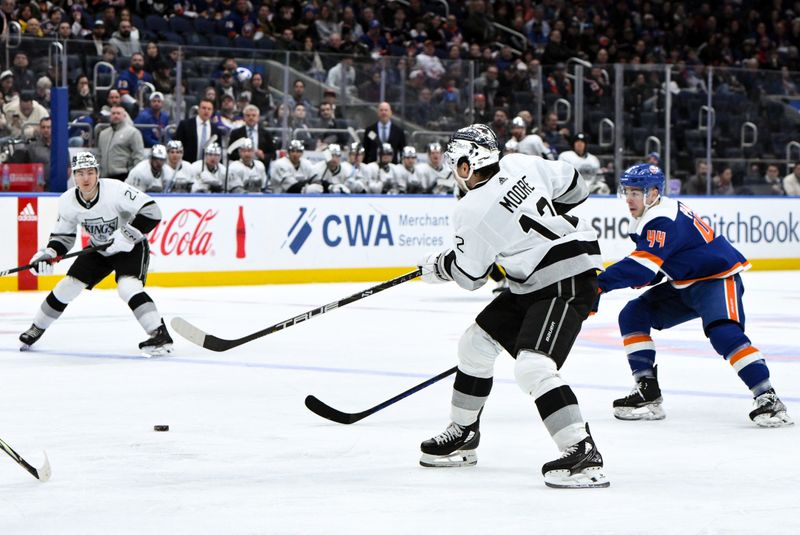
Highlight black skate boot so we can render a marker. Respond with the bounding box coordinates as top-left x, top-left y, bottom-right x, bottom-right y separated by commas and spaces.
139, 320, 174, 357
19, 324, 45, 351
541, 423, 609, 488
420, 420, 480, 467
749, 388, 793, 427
613, 366, 665, 420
